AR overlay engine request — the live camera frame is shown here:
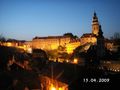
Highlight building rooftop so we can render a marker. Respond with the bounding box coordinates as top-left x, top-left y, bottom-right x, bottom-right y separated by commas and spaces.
33, 36, 71, 40
81, 33, 96, 38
